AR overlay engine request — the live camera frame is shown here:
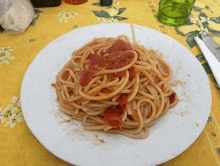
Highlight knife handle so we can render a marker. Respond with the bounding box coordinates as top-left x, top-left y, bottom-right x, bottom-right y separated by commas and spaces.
194, 37, 220, 87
